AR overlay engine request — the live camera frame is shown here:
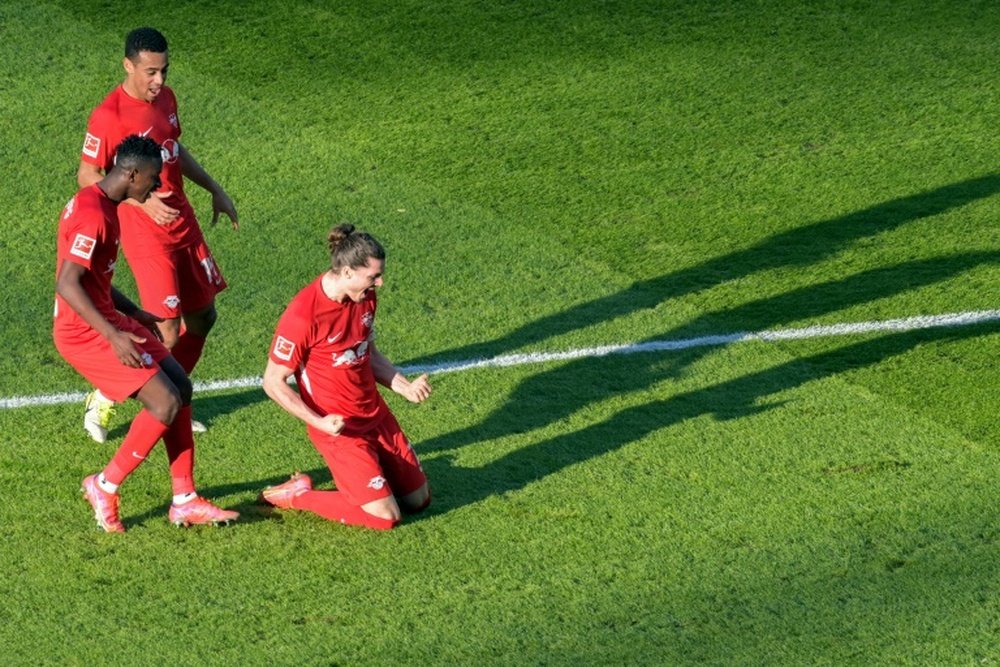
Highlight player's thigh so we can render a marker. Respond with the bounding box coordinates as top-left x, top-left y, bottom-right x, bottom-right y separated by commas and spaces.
309, 428, 395, 507
375, 412, 428, 499
132, 252, 183, 320
54, 318, 170, 403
